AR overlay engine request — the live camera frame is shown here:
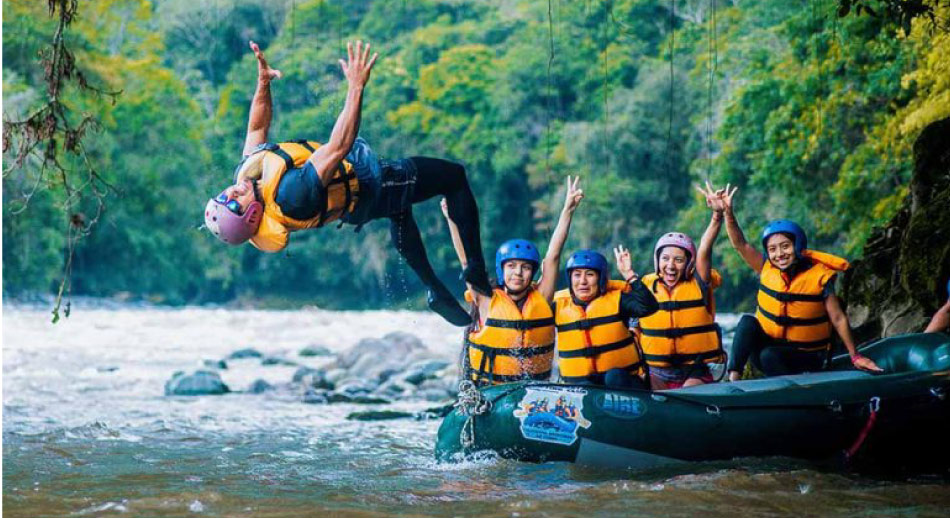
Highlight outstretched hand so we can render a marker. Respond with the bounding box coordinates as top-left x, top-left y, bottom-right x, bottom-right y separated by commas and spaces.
613, 244, 636, 281
695, 180, 727, 212
250, 41, 282, 83
339, 40, 379, 89
564, 175, 584, 212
